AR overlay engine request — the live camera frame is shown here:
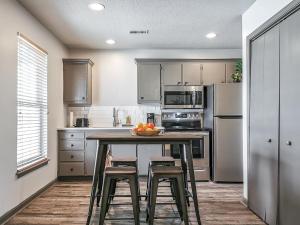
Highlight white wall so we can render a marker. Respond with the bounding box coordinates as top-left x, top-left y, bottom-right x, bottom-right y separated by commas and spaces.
242, 0, 294, 199
0, 0, 68, 217
69, 48, 242, 106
